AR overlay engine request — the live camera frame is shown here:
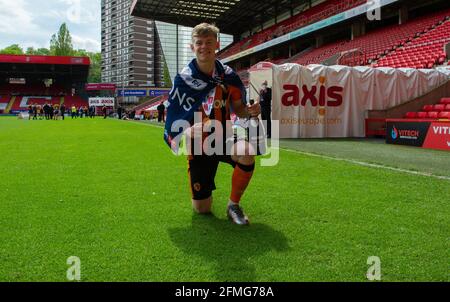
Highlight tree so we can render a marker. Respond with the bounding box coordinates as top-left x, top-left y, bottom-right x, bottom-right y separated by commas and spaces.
26, 47, 35, 55
24, 47, 51, 56
73, 49, 101, 83
0, 44, 24, 55
74, 49, 88, 57
50, 23, 74, 56
35, 48, 51, 56
163, 61, 173, 88
87, 52, 101, 83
